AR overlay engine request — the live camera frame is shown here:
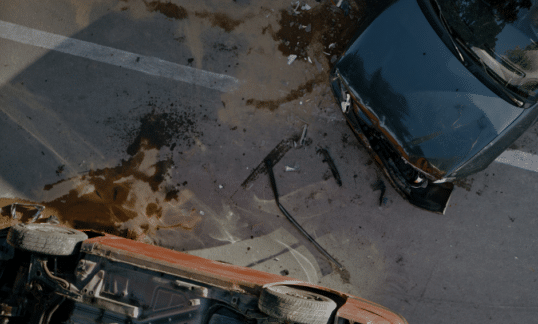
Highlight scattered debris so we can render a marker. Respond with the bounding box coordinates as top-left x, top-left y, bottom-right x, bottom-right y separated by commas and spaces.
317, 148, 342, 186
199, 211, 205, 215
372, 179, 386, 206
265, 158, 344, 270
10, 203, 45, 223
301, 4, 311, 10
287, 54, 297, 65
218, 185, 224, 189
285, 164, 300, 172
